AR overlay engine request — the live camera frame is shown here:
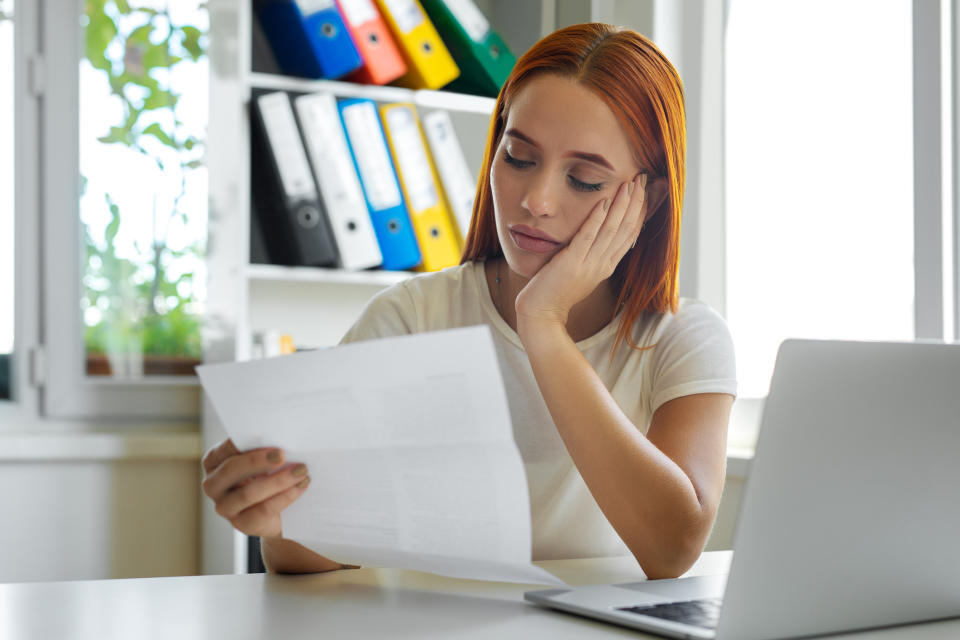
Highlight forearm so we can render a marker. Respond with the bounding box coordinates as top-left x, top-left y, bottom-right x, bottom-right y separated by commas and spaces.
519, 320, 712, 578
260, 536, 350, 574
